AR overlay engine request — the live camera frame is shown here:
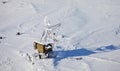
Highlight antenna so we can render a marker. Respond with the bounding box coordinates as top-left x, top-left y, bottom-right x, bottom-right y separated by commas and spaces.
41, 16, 61, 44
